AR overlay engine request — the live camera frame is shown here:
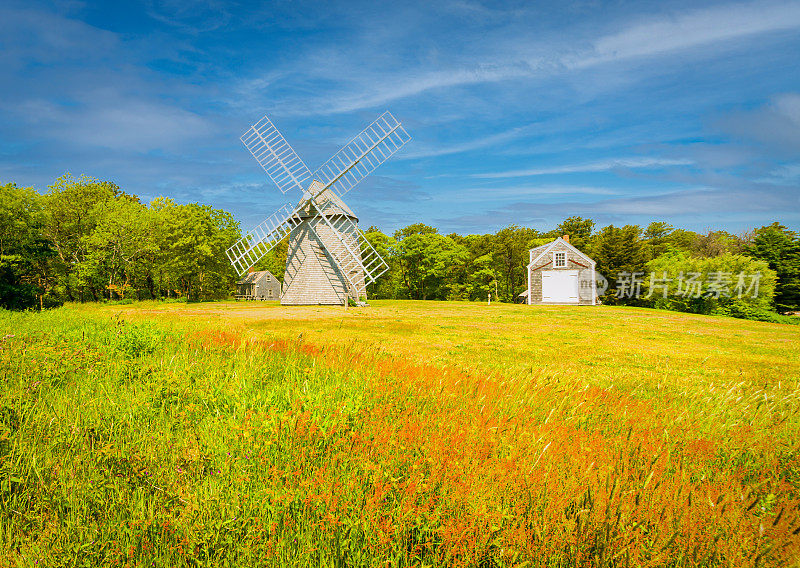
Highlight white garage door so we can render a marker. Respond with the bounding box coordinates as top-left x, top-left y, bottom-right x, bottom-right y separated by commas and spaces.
542, 270, 579, 303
